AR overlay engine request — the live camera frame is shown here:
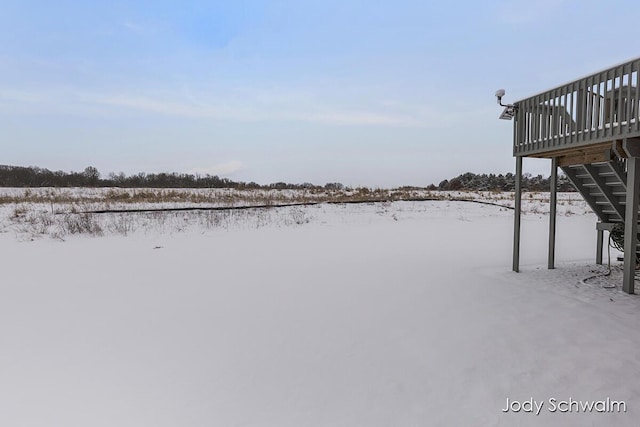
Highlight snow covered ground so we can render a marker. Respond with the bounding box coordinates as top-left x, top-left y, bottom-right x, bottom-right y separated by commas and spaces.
1, 192, 638, 426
